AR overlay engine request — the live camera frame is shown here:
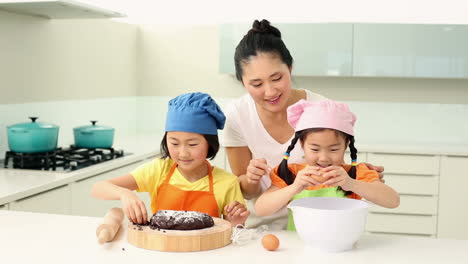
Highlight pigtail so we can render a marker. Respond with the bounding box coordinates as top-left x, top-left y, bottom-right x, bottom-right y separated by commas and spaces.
341, 136, 358, 196
278, 131, 302, 185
